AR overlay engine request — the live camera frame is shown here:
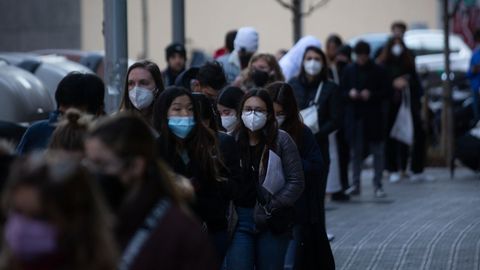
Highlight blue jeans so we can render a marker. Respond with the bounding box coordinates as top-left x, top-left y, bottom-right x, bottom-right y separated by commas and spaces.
284, 225, 302, 269
226, 207, 290, 270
